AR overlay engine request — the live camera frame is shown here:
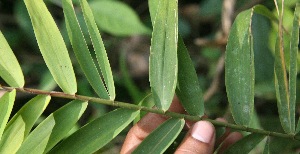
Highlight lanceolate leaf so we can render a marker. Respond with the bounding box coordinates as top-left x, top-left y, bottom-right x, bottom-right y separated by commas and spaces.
49, 108, 139, 154
0, 90, 15, 140
5, 95, 50, 138
225, 8, 255, 126
148, 0, 160, 24
150, 0, 178, 111
0, 32, 24, 87
176, 36, 204, 116
263, 137, 270, 154
291, 3, 299, 134
253, 5, 278, 23
0, 116, 25, 154
80, 0, 115, 100
62, 0, 109, 99
224, 133, 265, 154
24, 0, 77, 94
89, 0, 151, 36
16, 100, 87, 154
132, 118, 185, 154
